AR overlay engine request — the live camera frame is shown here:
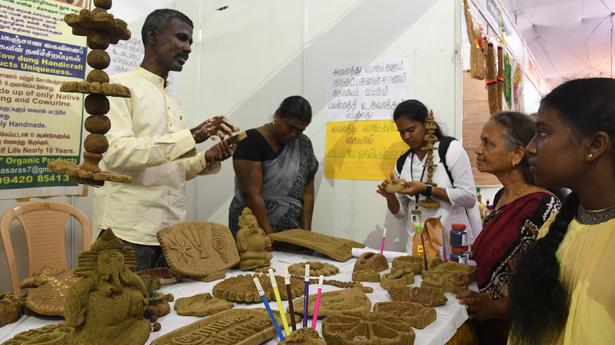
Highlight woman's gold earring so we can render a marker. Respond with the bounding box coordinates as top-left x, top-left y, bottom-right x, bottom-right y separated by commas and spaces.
587, 153, 593, 160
